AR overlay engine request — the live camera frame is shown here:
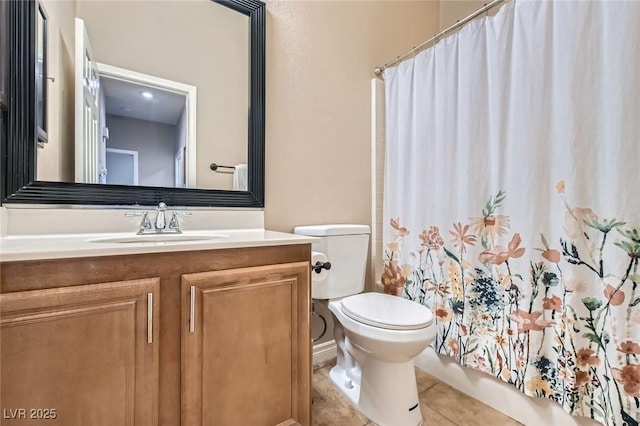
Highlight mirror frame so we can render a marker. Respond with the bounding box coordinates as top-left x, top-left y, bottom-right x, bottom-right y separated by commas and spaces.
1, 0, 265, 208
